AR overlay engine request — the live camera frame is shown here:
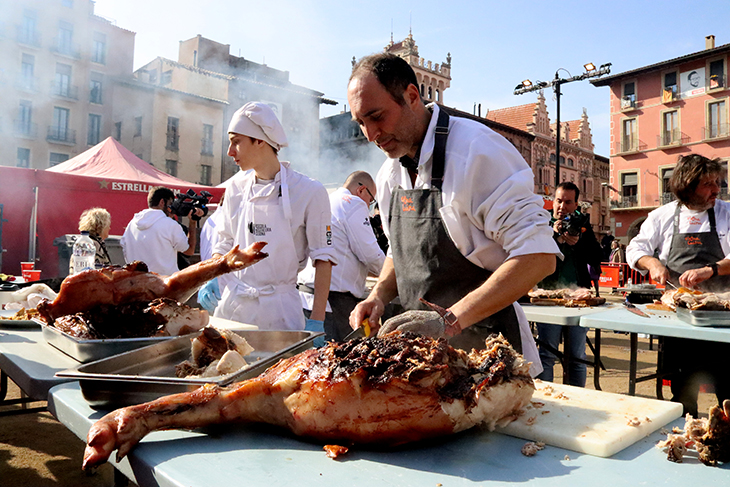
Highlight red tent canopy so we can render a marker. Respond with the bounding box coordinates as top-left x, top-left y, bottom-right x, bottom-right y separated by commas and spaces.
0, 138, 224, 278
